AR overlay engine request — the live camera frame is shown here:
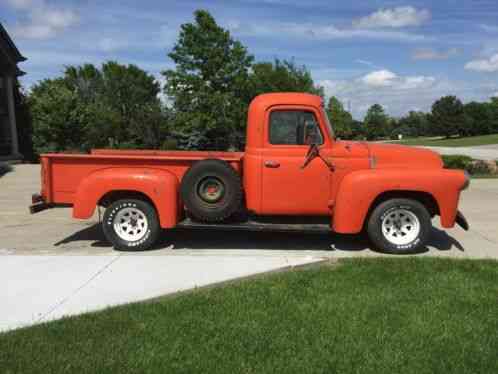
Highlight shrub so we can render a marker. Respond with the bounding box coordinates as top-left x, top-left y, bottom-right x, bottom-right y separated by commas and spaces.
442, 155, 497, 175
161, 138, 178, 150
441, 155, 473, 170
467, 160, 498, 175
